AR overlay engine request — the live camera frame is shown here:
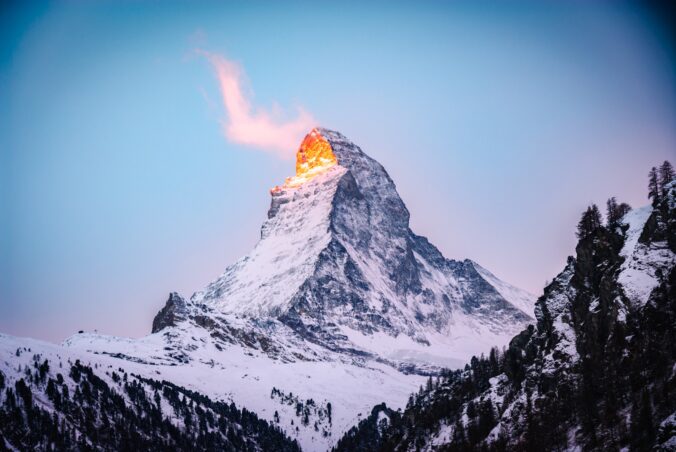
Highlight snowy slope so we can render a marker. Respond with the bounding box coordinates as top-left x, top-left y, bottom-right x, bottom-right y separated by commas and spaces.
617, 204, 676, 307
193, 165, 347, 316
2, 128, 540, 451
61, 322, 424, 452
